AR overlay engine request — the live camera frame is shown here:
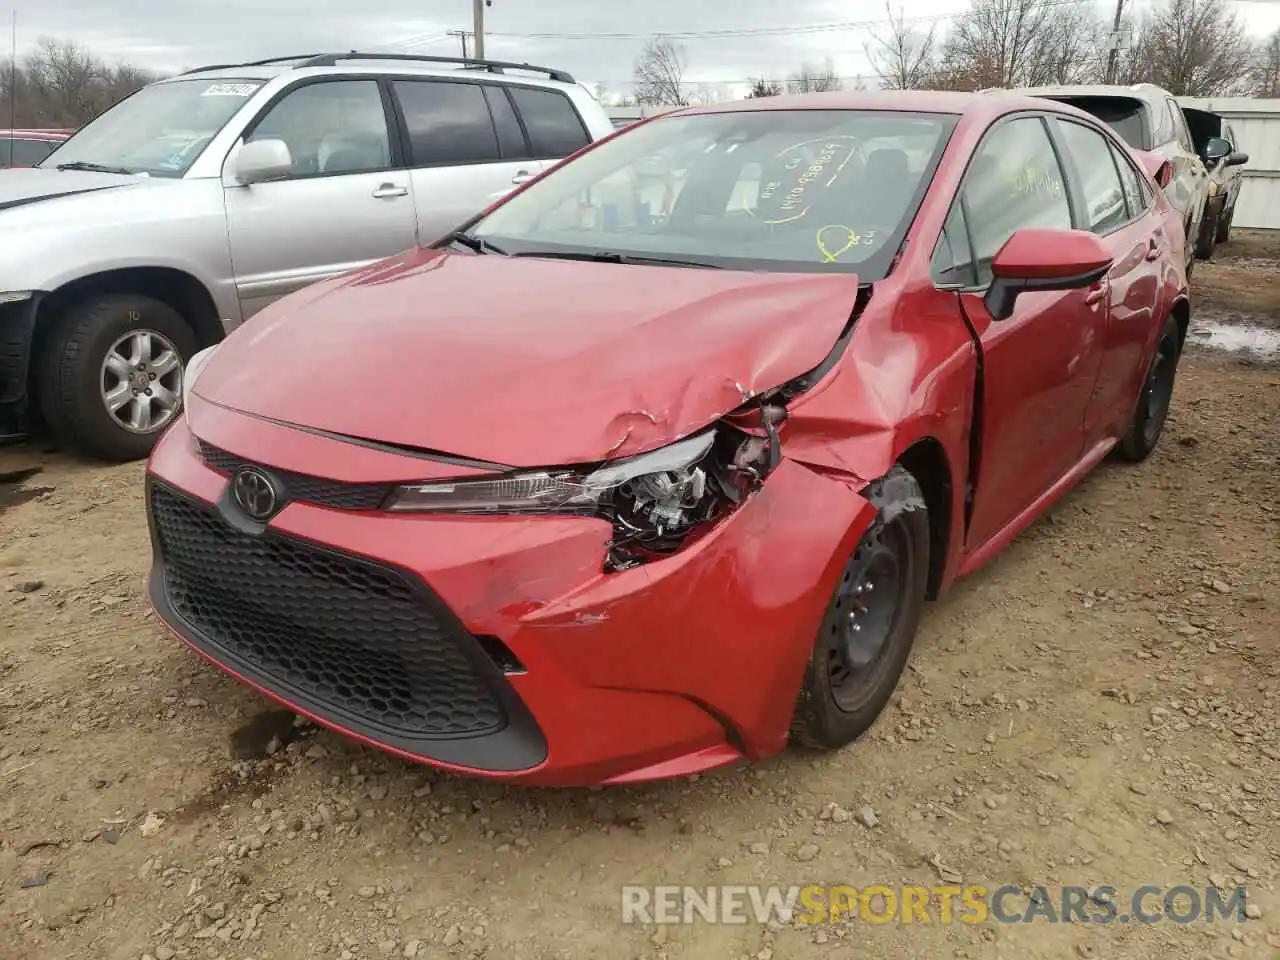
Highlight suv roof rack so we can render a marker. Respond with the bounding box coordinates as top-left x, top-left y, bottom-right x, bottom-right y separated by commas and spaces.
181, 51, 576, 84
